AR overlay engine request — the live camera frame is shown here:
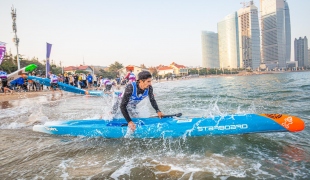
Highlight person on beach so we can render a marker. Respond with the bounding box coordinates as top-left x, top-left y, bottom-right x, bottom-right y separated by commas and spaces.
97, 76, 103, 90
115, 75, 121, 85
73, 74, 79, 87
27, 78, 34, 92
9, 78, 17, 91
1, 78, 13, 94
125, 70, 136, 83
93, 74, 98, 87
48, 71, 62, 95
64, 73, 69, 84
16, 76, 27, 91
58, 74, 64, 83
69, 75, 74, 86
81, 73, 87, 88
112, 71, 163, 131
101, 78, 113, 92
87, 73, 93, 89
0, 71, 13, 94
